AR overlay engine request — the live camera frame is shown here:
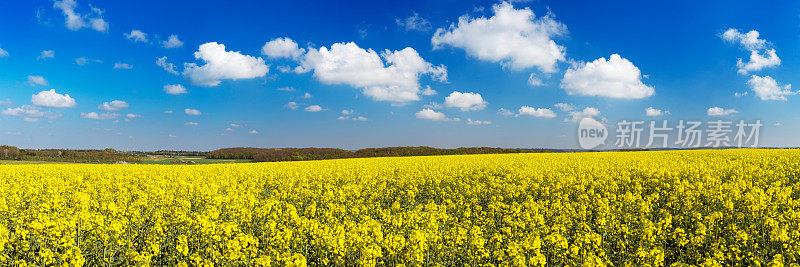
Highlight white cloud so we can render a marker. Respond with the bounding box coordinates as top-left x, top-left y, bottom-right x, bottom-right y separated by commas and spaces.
81, 112, 119, 120
517, 106, 556, 118
225, 128, 234, 132
467, 118, 492, 125
23, 117, 40, 123
31, 89, 77, 108
249, 130, 259, 134
2, 105, 45, 117
444, 91, 487, 111
341, 109, 354, 115
262, 37, 306, 59
645, 107, 665, 117
553, 103, 574, 112
432, 1, 567, 72
156, 56, 179, 75
0, 98, 12, 106
27, 75, 48, 86
162, 35, 184, 48
746, 75, 795, 101
305, 105, 326, 112
498, 108, 515, 116
566, 107, 600, 122
528, 73, 544, 86
722, 29, 766, 50
396, 12, 432, 32
300, 42, 447, 103
277, 86, 296, 92
707, 107, 738, 116
561, 54, 654, 99
53, 0, 107, 32
301, 92, 312, 99
285, 102, 300, 110
415, 108, 459, 121
113, 62, 133, 69
0, 47, 7, 58
183, 42, 269, 86
98, 100, 129, 111
734, 91, 749, 98
124, 30, 148, 43
736, 49, 780, 75
75, 57, 88, 66
125, 113, 141, 120
38, 50, 55, 60
164, 84, 188, 95
185, 122, 198, 126
185, 108, 201, 116
230, 123, 243, 128
721, 29, 780, 75
421, 86, 437, 96
164, 110, 174, 114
